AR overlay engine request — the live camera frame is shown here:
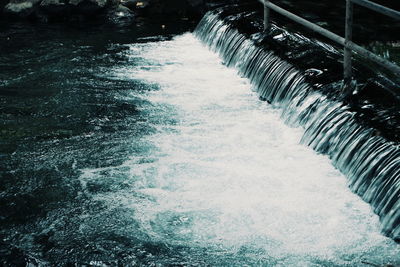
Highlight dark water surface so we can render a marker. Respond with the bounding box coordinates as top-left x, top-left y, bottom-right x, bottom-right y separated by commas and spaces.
0, 21, 195, 265
1, 18, 400, 266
